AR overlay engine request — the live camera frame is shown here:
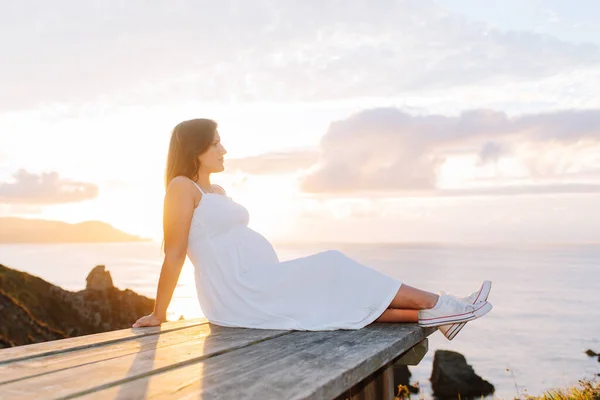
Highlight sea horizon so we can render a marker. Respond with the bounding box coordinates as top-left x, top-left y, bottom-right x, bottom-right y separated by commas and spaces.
1, 241, 598, 399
